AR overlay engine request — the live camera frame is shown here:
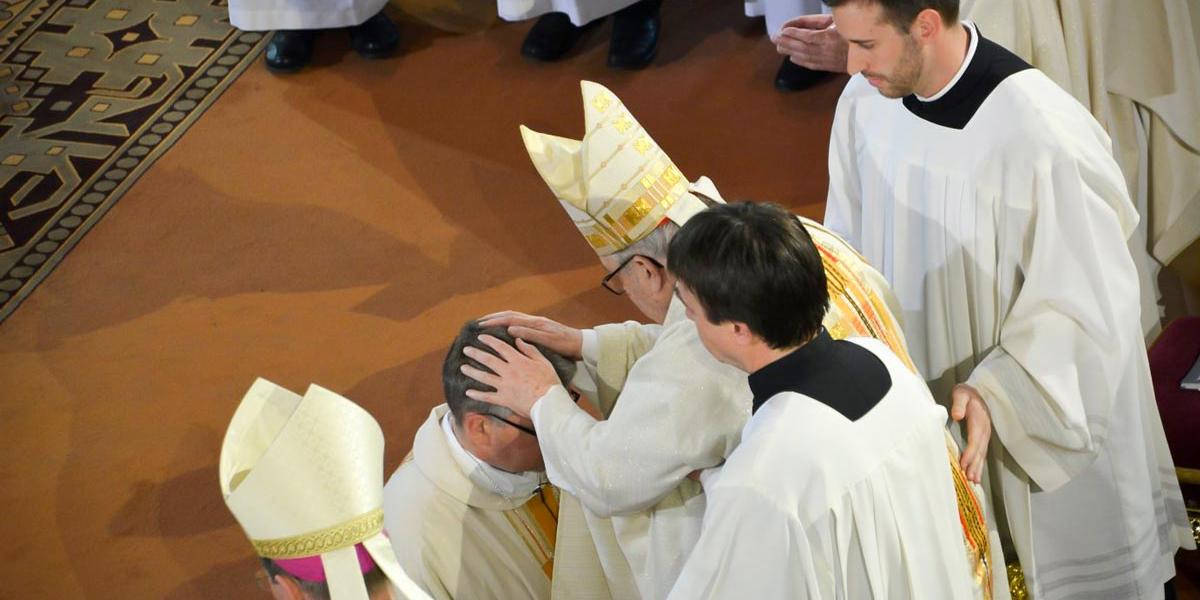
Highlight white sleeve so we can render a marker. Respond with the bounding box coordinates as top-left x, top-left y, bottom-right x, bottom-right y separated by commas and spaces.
580, 329, 600, 369
586, 320, 662, 369
666, 488, 823, 600
531, 330, 747, 517
968, 153, 1142, 492
823, 82, 864, 247
583, 320, 664, 418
